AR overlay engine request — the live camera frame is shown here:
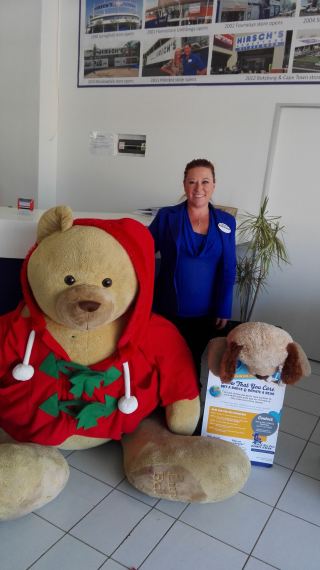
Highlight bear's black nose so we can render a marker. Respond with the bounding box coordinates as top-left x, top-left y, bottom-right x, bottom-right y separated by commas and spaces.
78, 301, 101, 312
256, 374, 269, 380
